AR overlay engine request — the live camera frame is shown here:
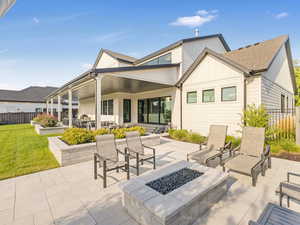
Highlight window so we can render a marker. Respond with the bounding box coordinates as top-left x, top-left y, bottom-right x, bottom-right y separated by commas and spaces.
138, 96, 172, 124
101, 99, 113, 115
281, 94, 285, 113
202, 89, 215, 103
186, 91, 197, 104
123, 99, 131, 123
286, 96, 289, 110
221, 86, 237, 101
35, 108, 43, 113
143, 53, 171, 65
